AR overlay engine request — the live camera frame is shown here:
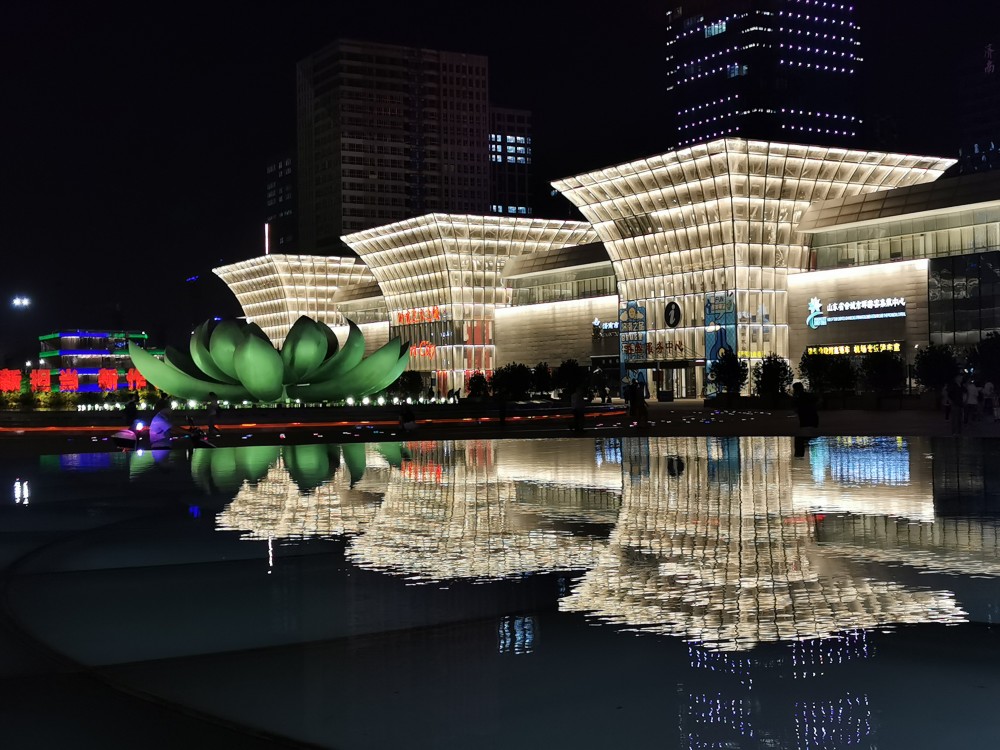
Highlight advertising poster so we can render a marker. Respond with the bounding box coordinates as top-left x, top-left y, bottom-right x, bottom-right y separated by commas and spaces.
704, 291, 737, 398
